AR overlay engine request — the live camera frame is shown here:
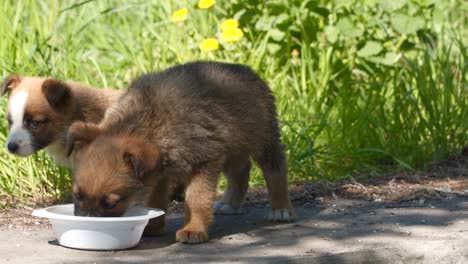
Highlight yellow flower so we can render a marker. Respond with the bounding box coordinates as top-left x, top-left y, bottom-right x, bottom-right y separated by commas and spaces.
197, 0, 215, 9
220, 19, 239, 31
221, 27, 244, 42
200, 38, 219, 52
171, 8, 188, 23
291, 49, 299, 57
